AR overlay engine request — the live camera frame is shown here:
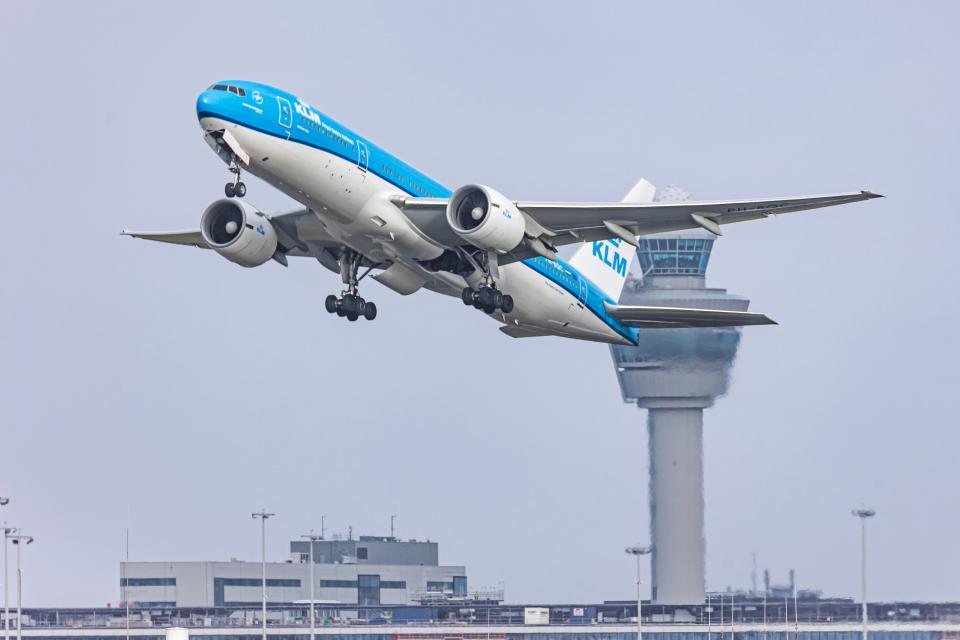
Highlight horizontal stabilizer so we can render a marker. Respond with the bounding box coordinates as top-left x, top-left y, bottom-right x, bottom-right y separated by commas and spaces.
604, 302, 776, 328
